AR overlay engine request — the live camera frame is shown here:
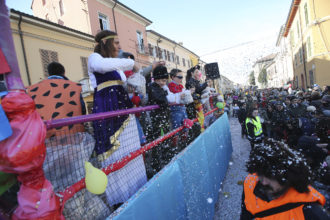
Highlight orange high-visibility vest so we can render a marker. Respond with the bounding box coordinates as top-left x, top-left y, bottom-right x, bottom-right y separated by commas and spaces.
27, 79, 85, 139
243, 174, 325, 220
